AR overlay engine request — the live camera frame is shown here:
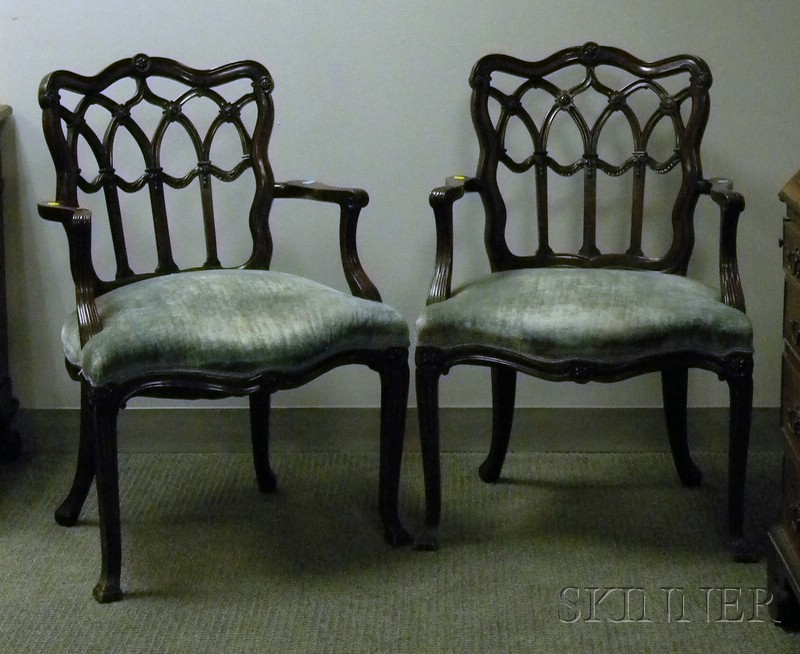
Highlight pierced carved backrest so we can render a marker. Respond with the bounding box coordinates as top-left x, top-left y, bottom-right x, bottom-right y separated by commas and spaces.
39, 55, 276, 295
470, 42, 712, 274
